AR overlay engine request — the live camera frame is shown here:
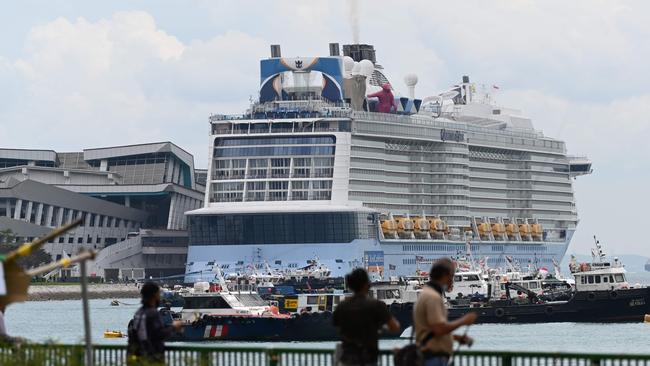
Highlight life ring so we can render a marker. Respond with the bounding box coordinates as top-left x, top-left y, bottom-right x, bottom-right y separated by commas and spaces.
610, 291, 618, 299
494, 308, 505, 318
545, 306, 553, 315
587, 292, 597, 301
